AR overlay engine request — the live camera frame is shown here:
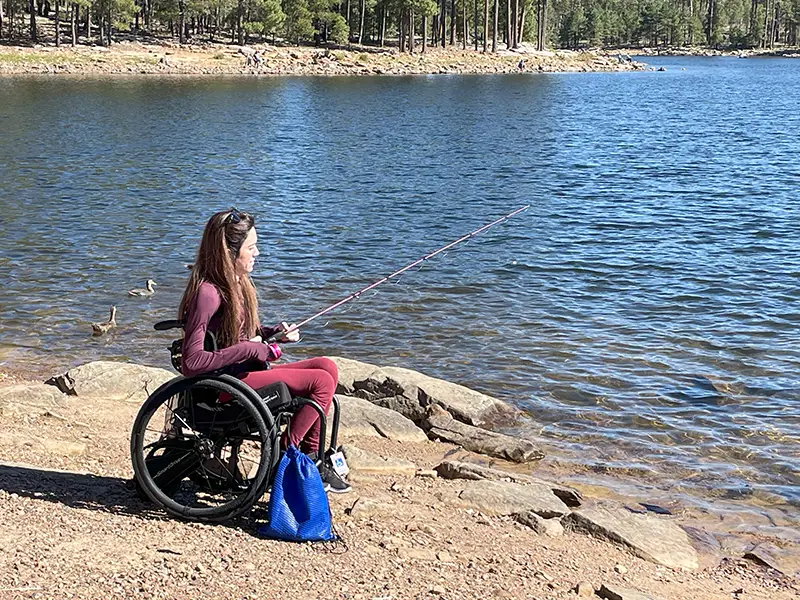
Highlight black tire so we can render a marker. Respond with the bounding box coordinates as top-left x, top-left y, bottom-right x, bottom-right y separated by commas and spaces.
131, 377, 275, 523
